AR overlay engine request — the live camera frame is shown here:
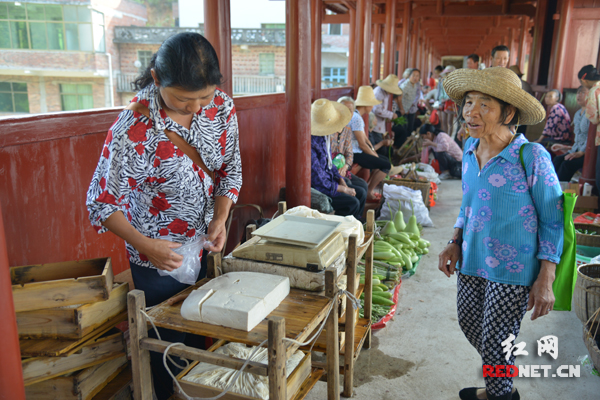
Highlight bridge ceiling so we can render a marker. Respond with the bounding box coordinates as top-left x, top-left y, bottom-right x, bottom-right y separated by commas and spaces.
322, 0, 536, 57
